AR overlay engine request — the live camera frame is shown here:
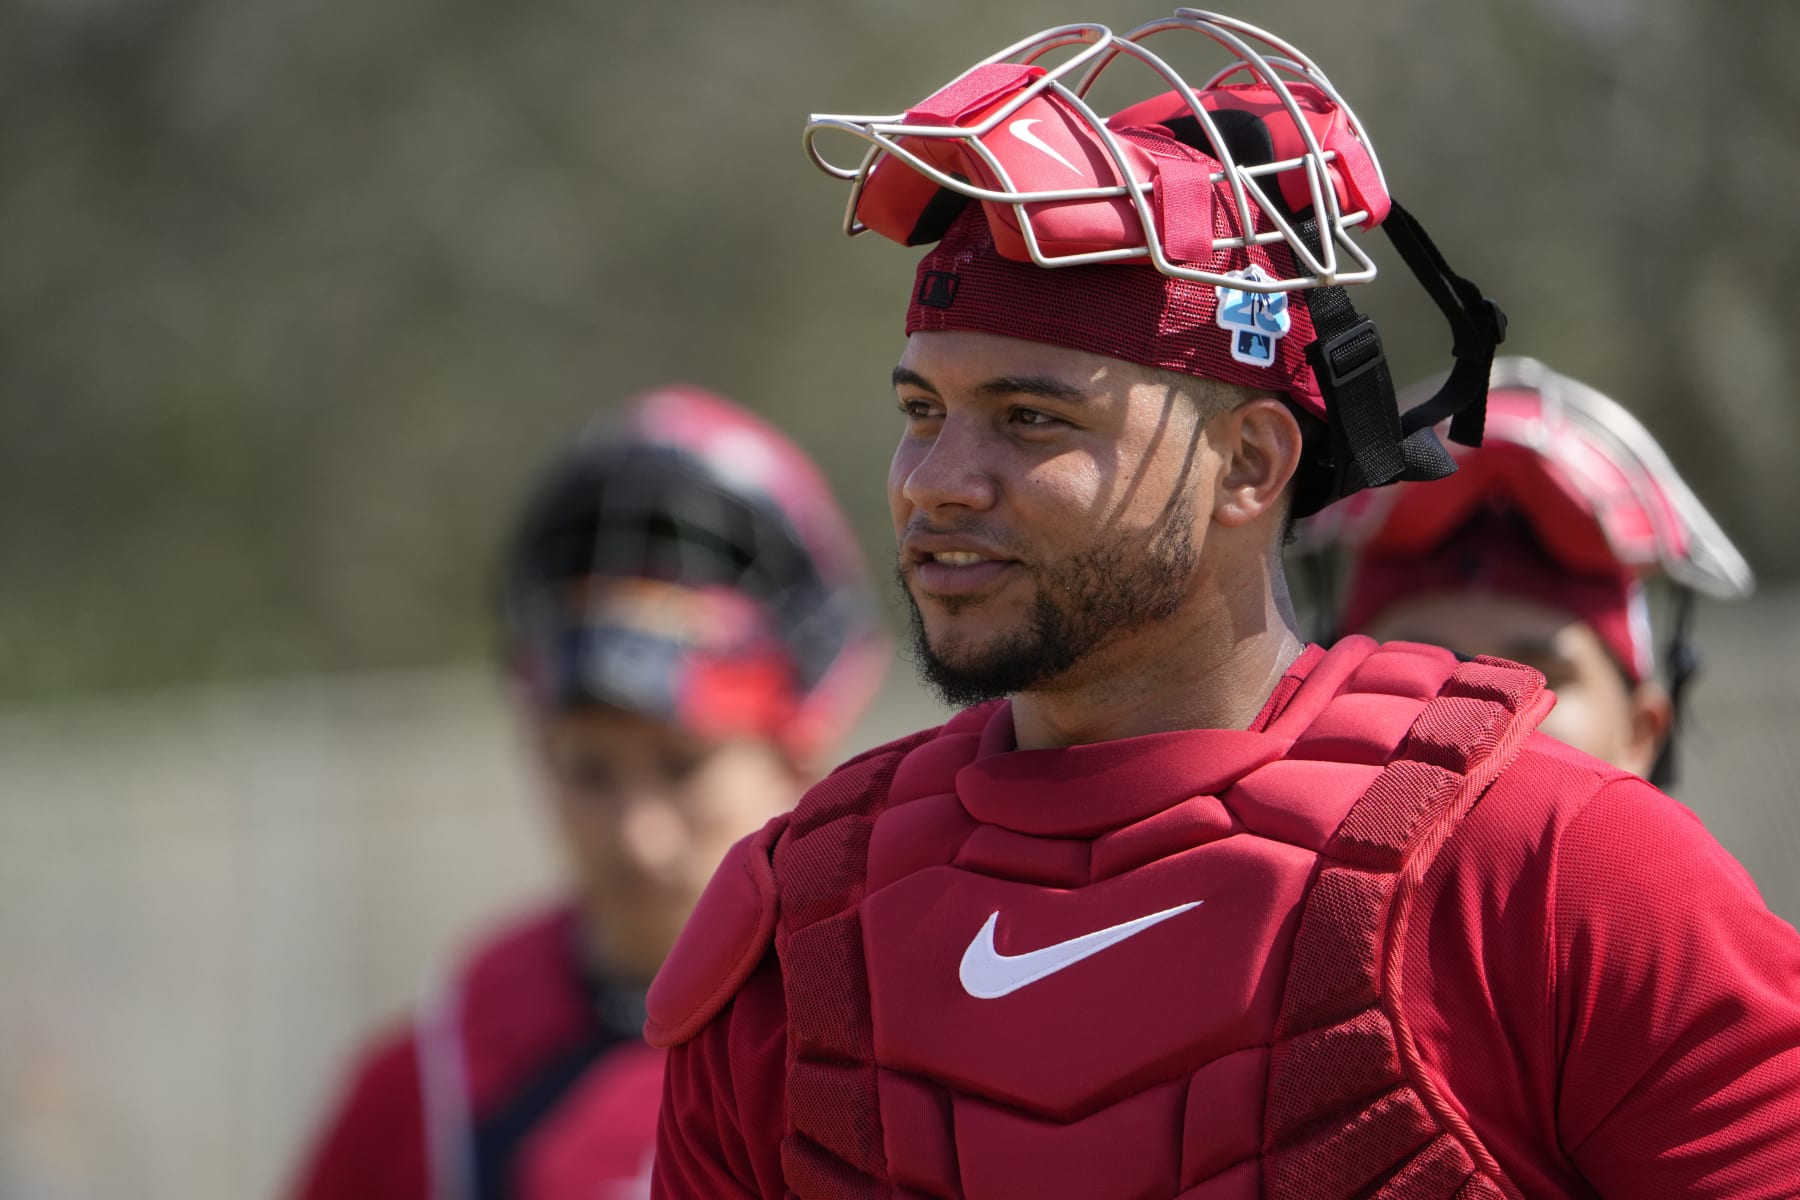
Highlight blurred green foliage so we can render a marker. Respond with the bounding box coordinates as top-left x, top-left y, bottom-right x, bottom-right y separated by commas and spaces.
3, 0, 1796, 701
